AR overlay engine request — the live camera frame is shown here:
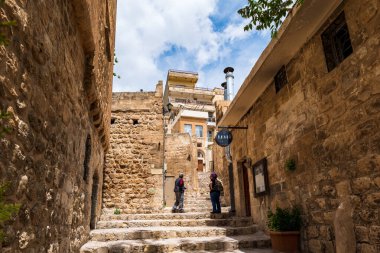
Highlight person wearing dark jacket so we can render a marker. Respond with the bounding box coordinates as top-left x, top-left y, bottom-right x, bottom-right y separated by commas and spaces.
172, 173, 186, 213
209, 172, 223, 213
